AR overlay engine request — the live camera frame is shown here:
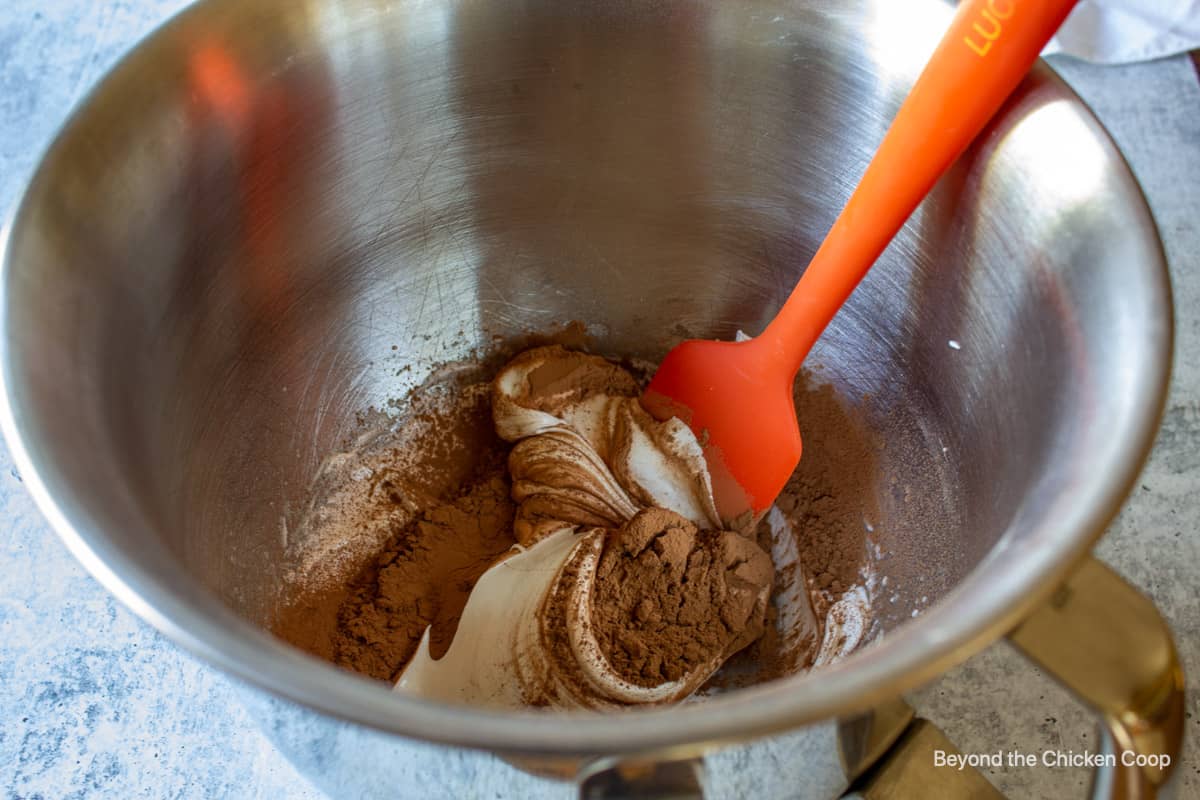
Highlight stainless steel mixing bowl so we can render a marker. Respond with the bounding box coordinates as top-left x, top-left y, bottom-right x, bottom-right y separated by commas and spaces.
0, 0, 1182, 797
